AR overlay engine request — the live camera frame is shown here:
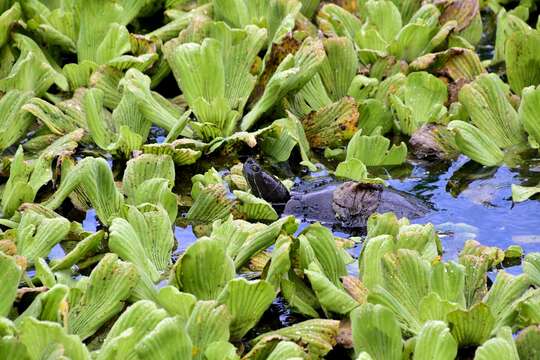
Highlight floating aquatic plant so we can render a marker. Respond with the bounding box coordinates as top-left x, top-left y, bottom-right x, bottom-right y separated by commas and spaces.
1, 0, 540, 359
